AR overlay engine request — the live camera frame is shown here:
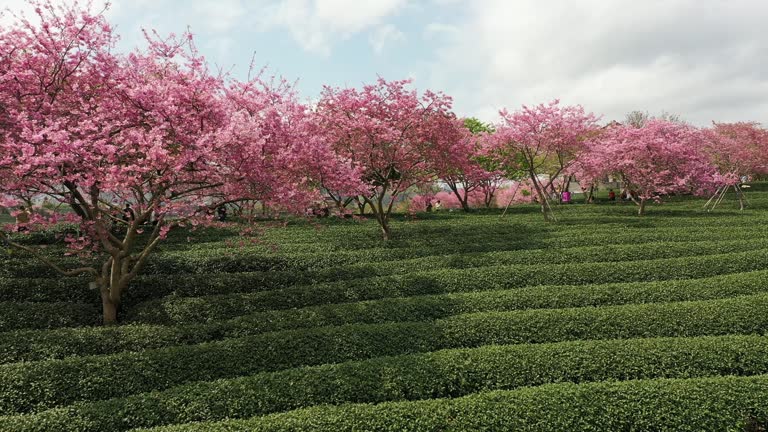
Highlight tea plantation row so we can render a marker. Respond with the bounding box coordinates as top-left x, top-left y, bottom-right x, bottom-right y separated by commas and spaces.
1, 190, 768, 430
